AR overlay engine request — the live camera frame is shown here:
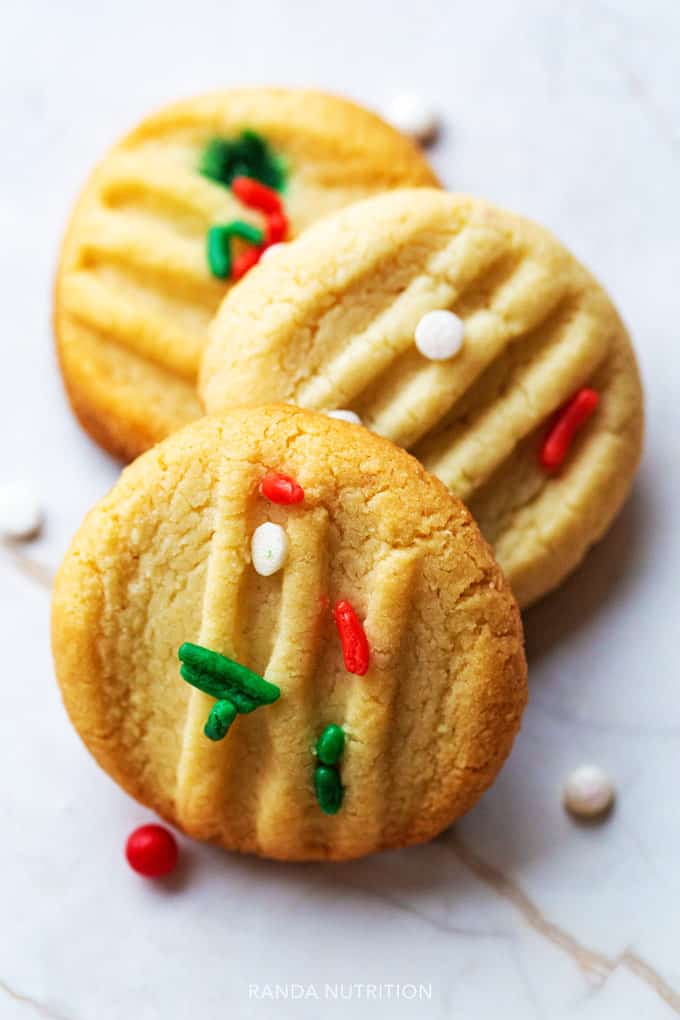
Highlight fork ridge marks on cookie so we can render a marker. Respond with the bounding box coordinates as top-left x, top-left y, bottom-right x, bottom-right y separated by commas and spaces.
52, 407, 527, 861
202, 189, 644, 607
54, 89, 439, 460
